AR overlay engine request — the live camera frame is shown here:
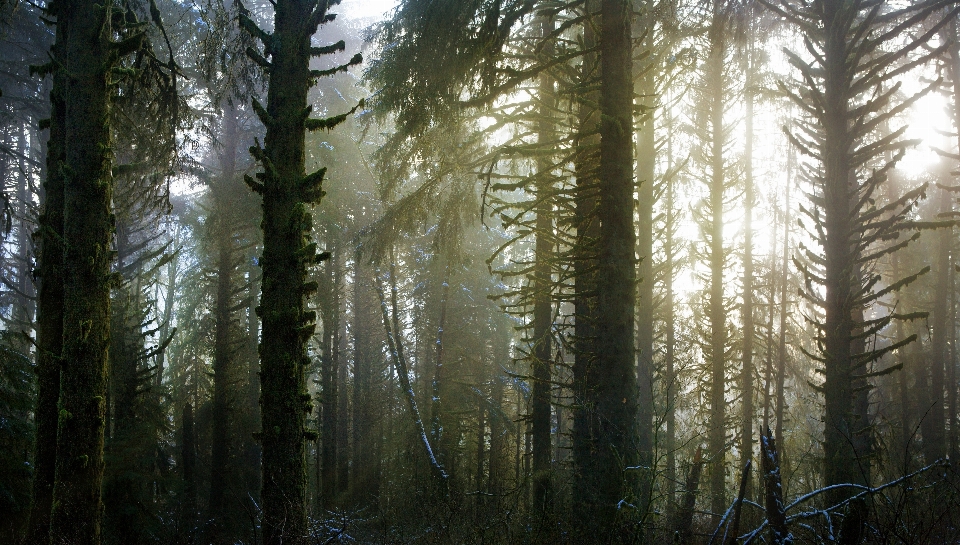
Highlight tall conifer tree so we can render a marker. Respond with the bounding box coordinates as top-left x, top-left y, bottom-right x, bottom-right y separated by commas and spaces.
239, 0, 360, 541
